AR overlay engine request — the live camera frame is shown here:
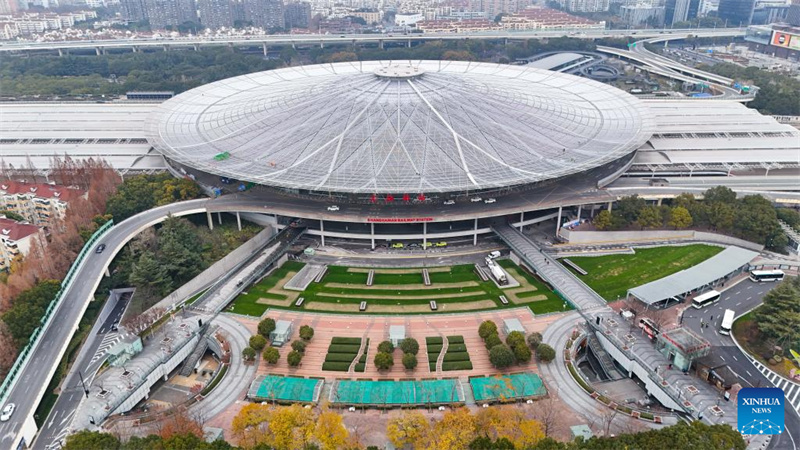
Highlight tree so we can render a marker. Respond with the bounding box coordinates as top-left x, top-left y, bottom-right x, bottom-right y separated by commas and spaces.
536, 343, 556, 363
527, 332, 543, 348
706, 202, 735, 231
425, 407, 477, 449
777, 208, 800, 228
242, 346, 256, 362
258, 318, 276, 339
704, 186, 737, 204
485, 333, 503, 350
475, 407, 544, 449
754, 277, 800, 349
64, 430, 121, 450
299, 324, 314, 341
489, 345, 515, 368
593, 210, 612, 230
232, 403, 272, 448
128, 250, 172, 299
668, 206, 693, 229
637, 206, 662, 230
378, 340, 395, 353
478, 320, 498, 339
615, 195, 646, 224
314, 409, 349, 450
402, 353, 418, 370
268, 404, 315, 450
291, 340, 307, 353
513, 343, 532, 363
506, 331, 525, 349
287, 350, 303, 367
249, 334, 267, 351
374, 351, 394, 370
400, 337, 419, 355
387, 411, 430, 449
262, 346, 280, 364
